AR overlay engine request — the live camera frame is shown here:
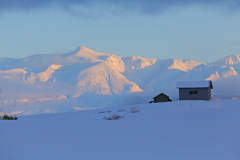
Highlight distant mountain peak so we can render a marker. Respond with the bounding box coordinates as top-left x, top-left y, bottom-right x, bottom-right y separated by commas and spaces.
71, 46, 95, 55
122, 56, 156, 70
77, 46, 95, 53
69, 46, 110, 61
214, 54, 240, 66
168, 59, 205, 72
